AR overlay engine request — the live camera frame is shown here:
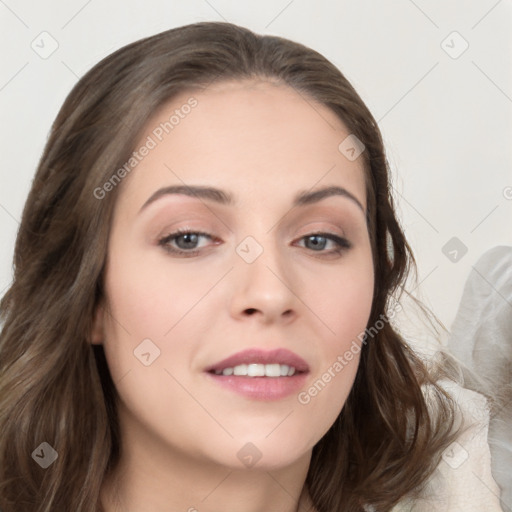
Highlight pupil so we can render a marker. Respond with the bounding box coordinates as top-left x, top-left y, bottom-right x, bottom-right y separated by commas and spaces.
179, 233, 198, 249
308, 235, 326, 250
